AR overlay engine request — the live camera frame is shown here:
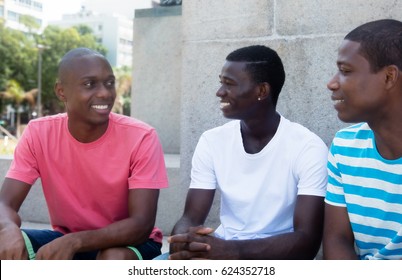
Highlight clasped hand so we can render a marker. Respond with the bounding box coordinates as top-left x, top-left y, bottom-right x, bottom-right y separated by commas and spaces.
168, 226, 215, 260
